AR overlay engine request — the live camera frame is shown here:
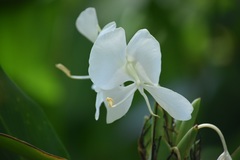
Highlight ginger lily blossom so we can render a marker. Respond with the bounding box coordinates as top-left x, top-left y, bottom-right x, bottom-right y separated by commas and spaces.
89, 28, 193, 123
57, 7, 193, 123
